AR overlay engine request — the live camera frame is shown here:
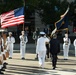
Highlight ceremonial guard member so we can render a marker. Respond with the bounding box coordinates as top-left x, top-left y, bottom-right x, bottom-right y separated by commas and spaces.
19, 31, 28, 59
33, 28, 40, 60
73, 39, 76, 57
63, 33, 71, 60
6, 32, 15, 59
0, 35, 8, 74
50, 34, 60, 69
33, 31, 39, 60
44, 35, 50, 59
36, 32, 49, 68
0, 35, 4, 74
